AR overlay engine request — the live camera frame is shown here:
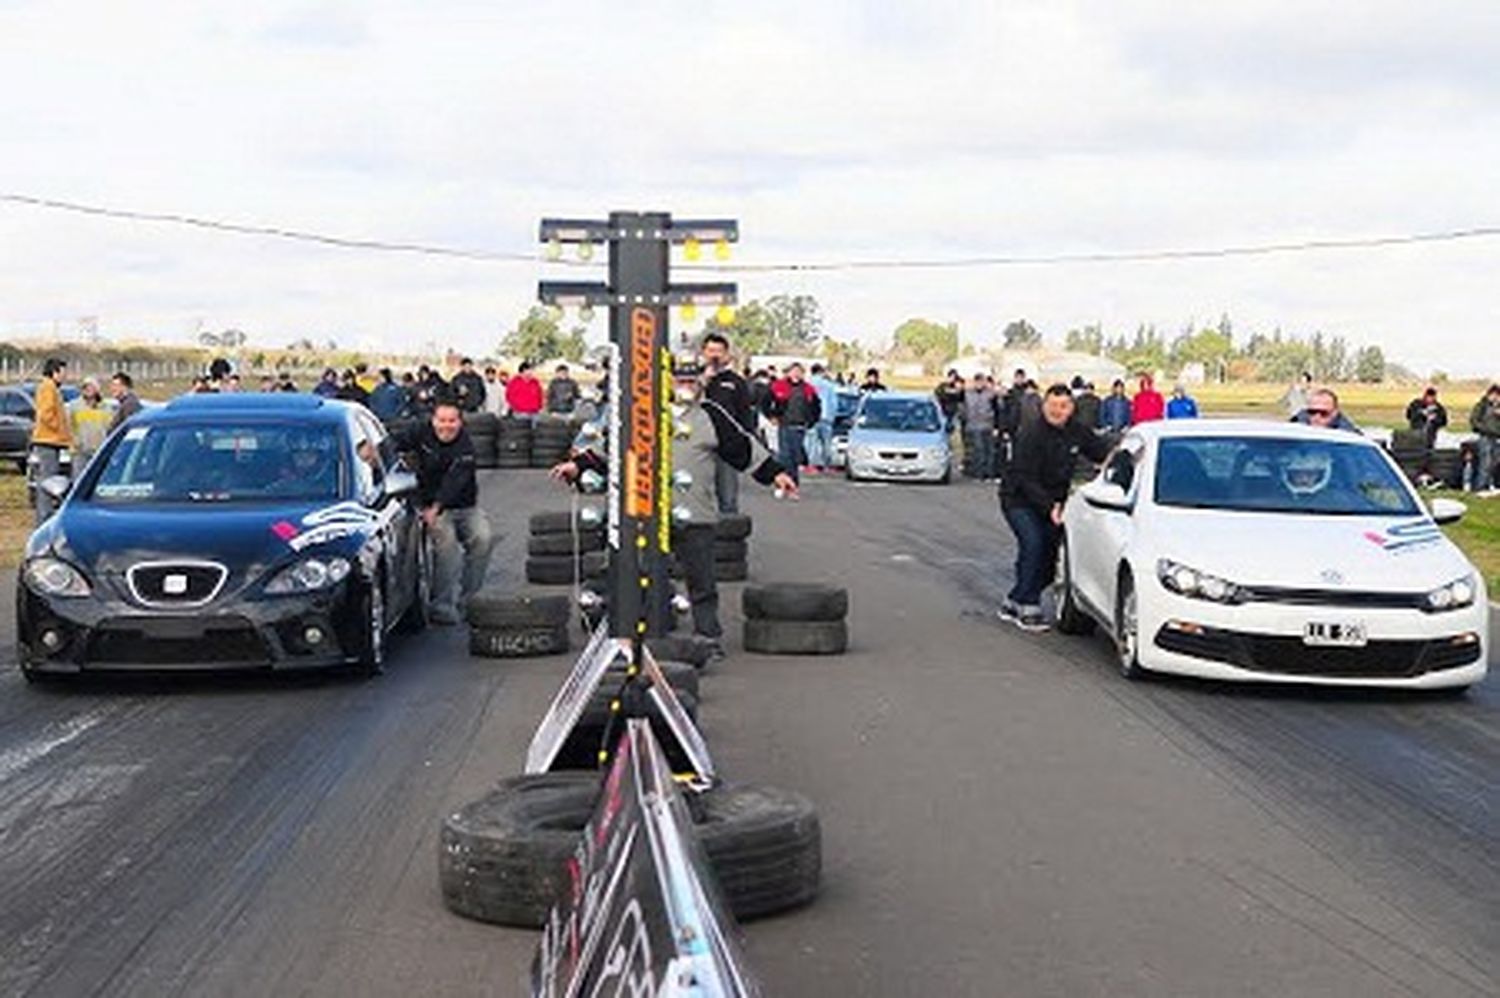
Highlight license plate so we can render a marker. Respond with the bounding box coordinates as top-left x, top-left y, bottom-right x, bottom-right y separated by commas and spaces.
1303, 621, 1367, 647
